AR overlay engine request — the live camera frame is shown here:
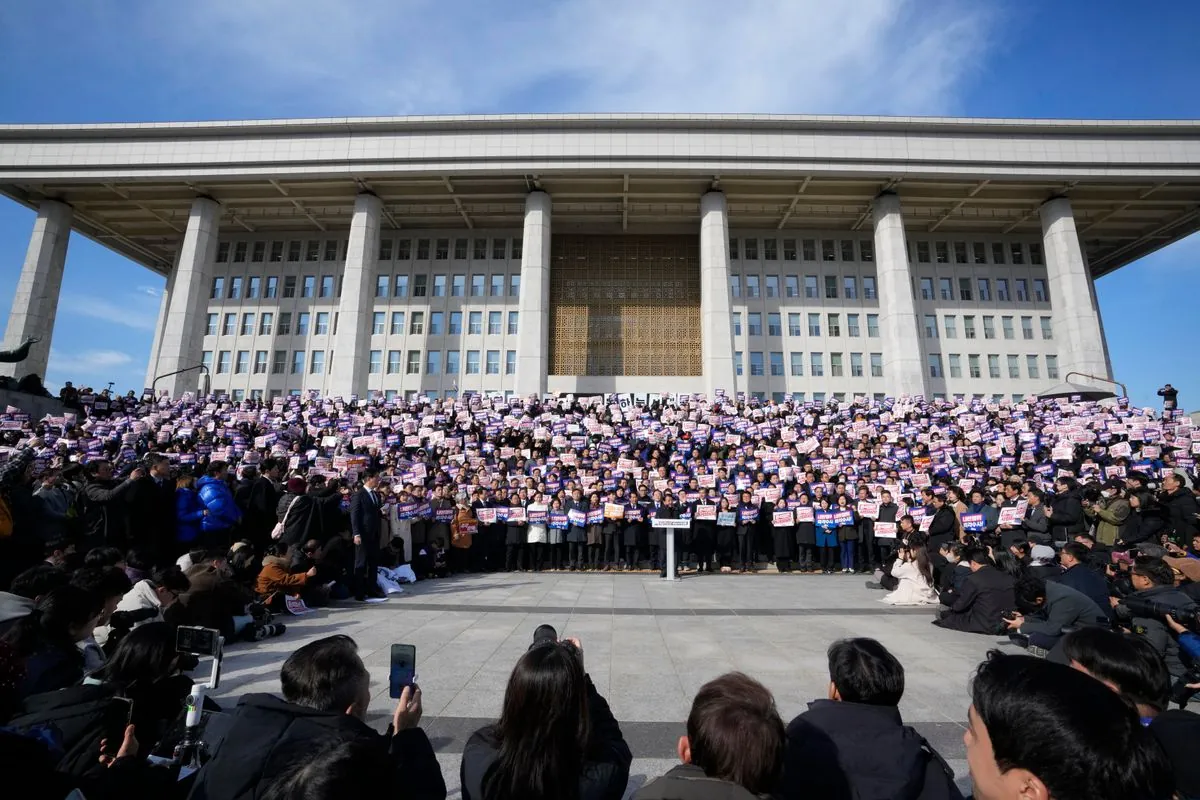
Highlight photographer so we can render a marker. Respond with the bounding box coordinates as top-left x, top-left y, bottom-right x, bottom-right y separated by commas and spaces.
1111, 557, 1198, 683
188, 634, 445, 800
1082, 481, 1130, 547
461, 625, 631, 800
94, 565, 191, 651
1051, 542, 1112, 615
1004, 575, 1108, 656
